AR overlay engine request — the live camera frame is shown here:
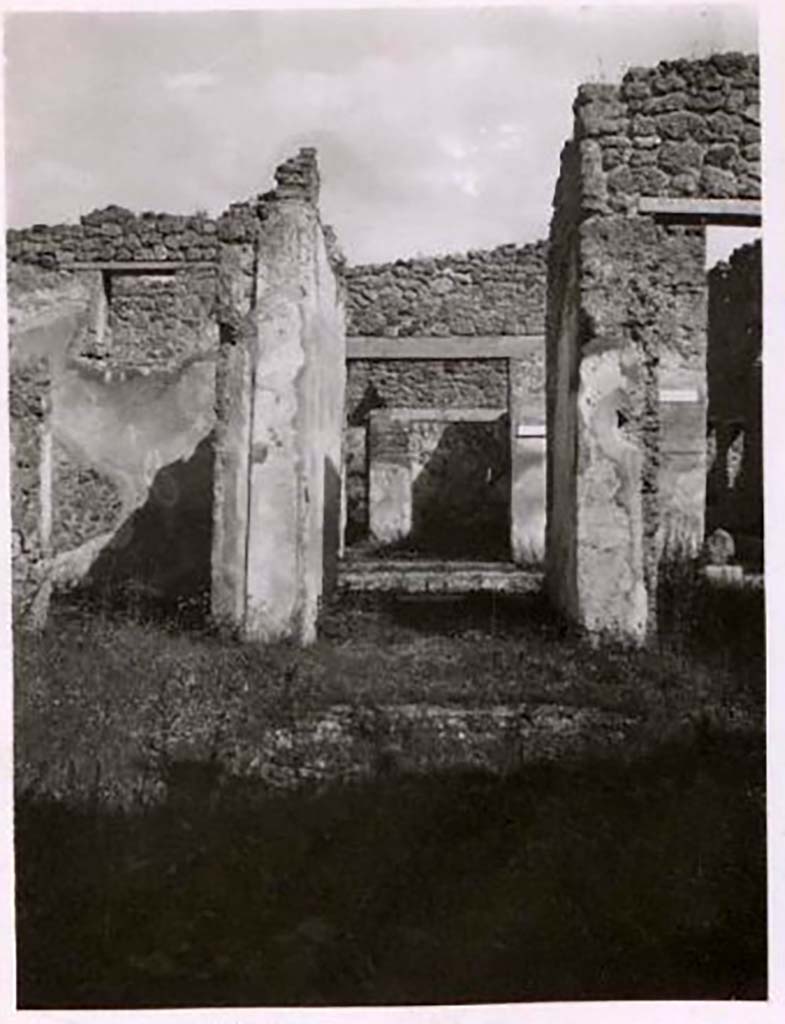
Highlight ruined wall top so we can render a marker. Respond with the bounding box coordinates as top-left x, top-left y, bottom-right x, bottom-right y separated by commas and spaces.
345, 240, 547, 337
7, 148, 339, 375
564, 51, 759, 217
271, 146, 320, 203
6, 147, 327, 268
7, 208, 219, 268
